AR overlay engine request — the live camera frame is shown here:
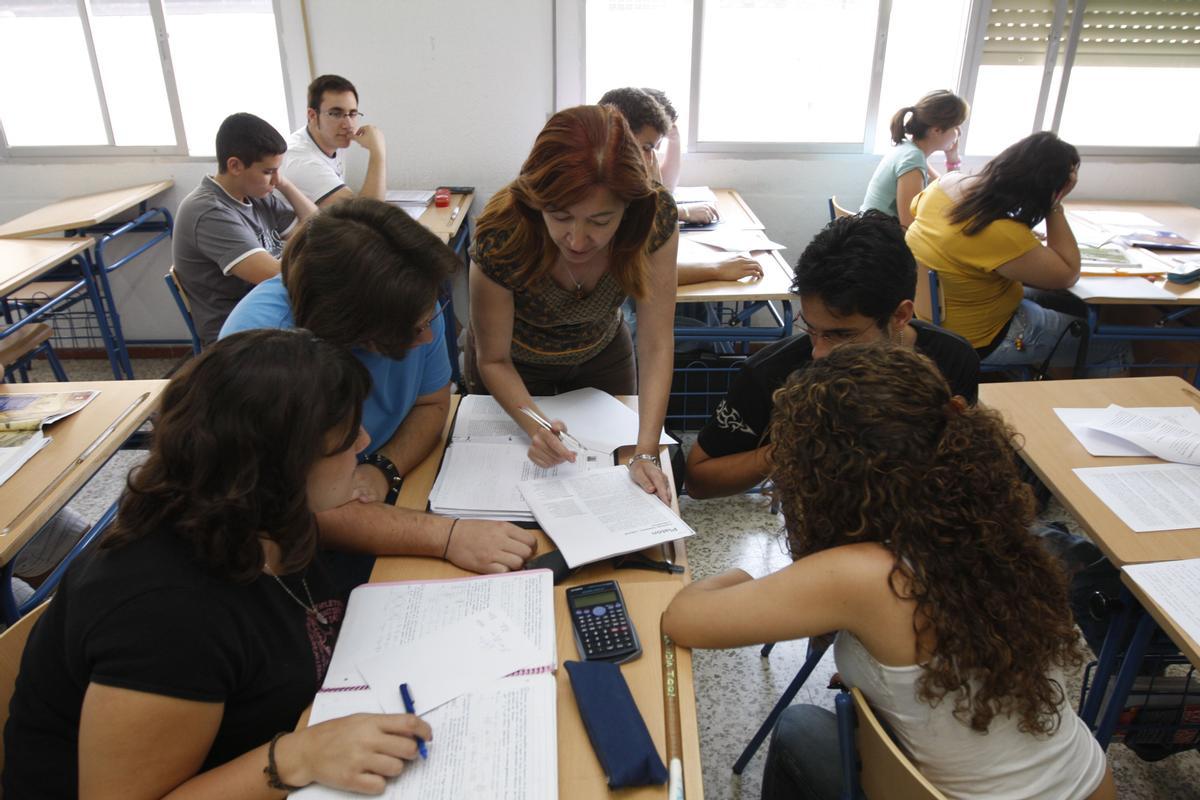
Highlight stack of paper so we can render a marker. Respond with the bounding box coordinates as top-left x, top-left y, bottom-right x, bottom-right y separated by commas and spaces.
300, 571, 557, 800
0, 391, 98, 486
518, 465, 696, 568
385, 189, 434, 205
1055, 405, 1200, 460
427, 390, 675, 521
1069, 277, 1177, 301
